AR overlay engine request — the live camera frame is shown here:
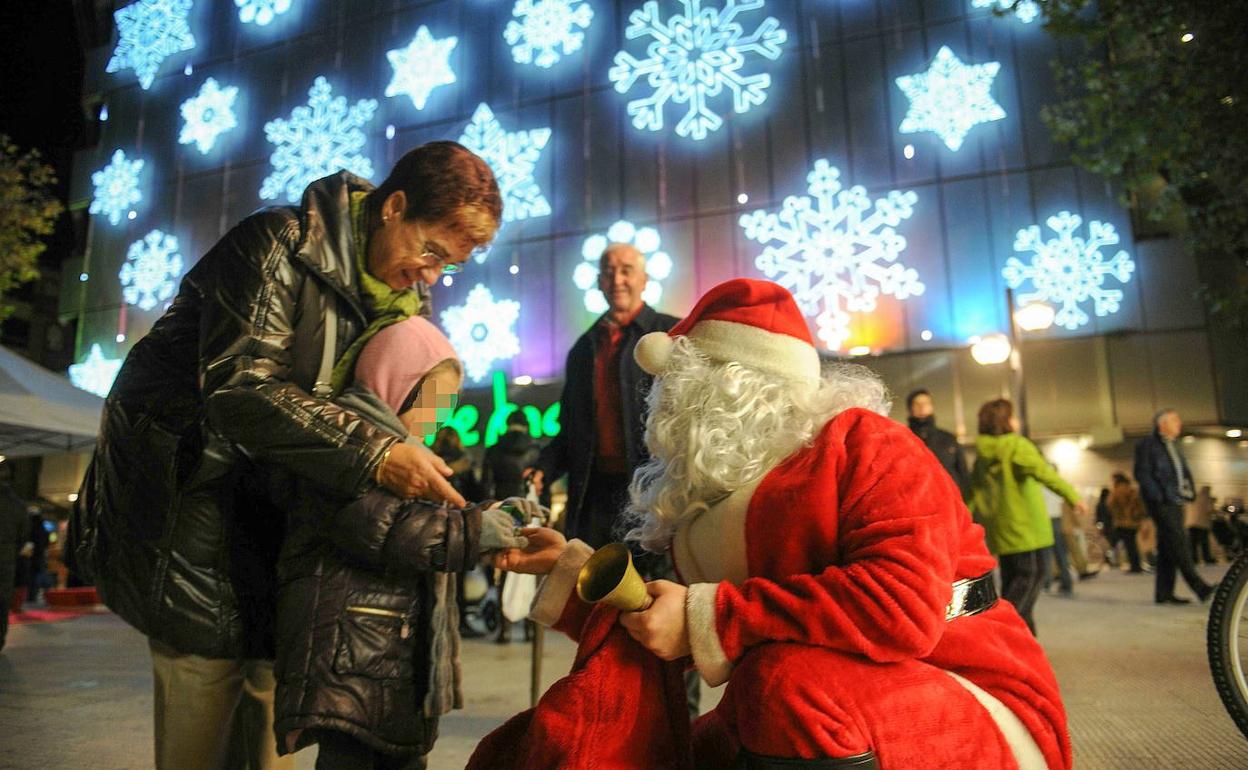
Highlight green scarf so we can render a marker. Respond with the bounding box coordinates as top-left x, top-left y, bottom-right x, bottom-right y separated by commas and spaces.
329, 191, 423, 394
